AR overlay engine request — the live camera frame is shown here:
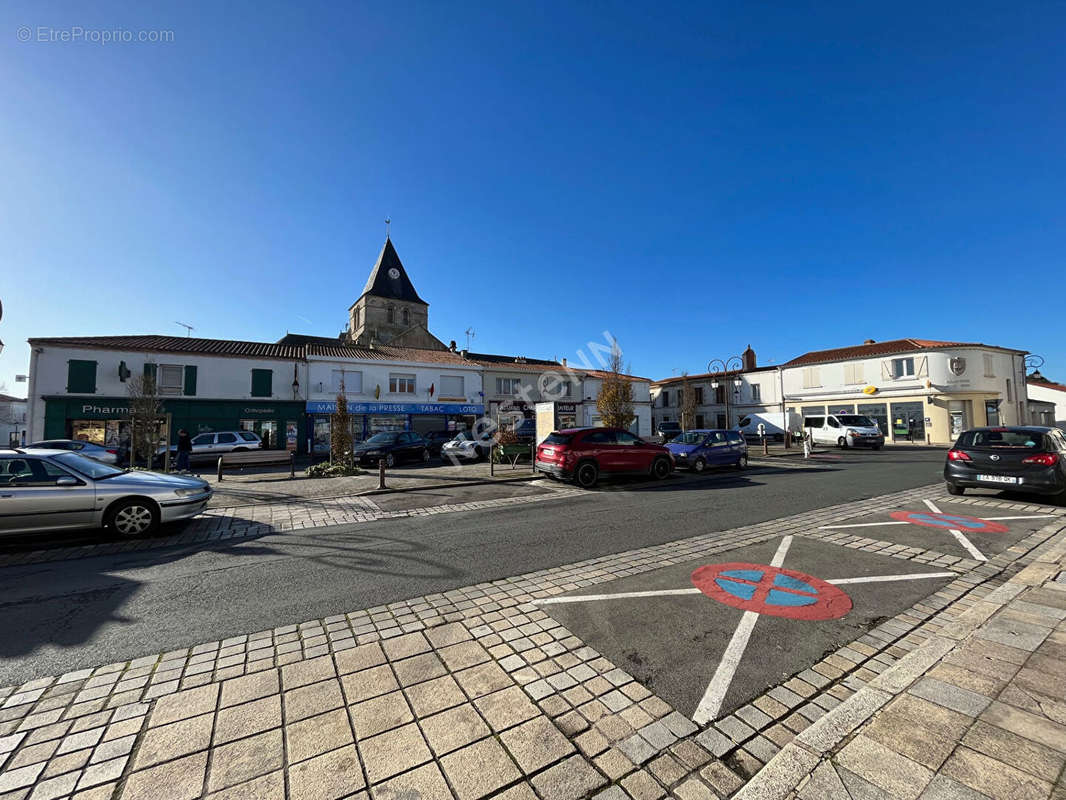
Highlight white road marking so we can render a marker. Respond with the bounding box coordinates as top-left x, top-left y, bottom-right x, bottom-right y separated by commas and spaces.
531, 588, 700, 605
827, 571, 956, 585
982, 515, 1058, 521
692, 535, 793, 725
923, 498, 987, 561
818, 521, 911, 530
